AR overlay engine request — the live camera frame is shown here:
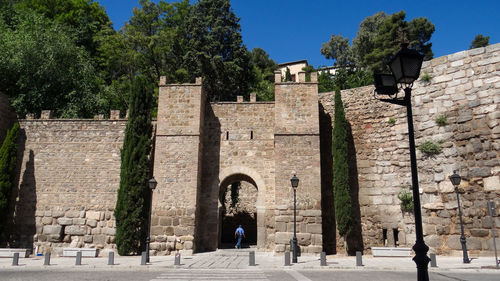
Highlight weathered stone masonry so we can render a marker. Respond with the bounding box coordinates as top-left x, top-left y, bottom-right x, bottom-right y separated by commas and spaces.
5, 43, 500, 256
